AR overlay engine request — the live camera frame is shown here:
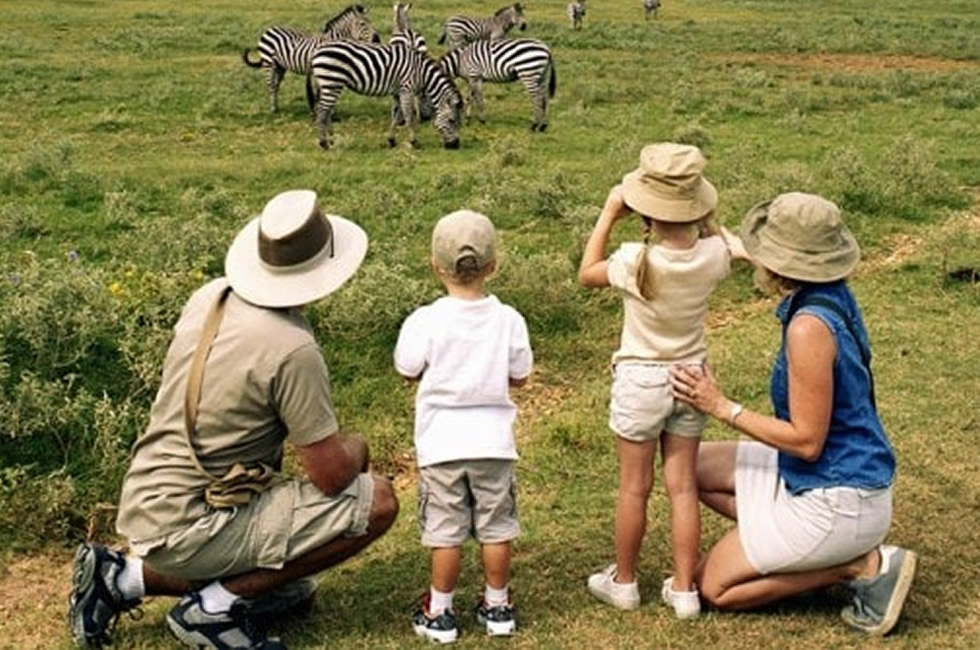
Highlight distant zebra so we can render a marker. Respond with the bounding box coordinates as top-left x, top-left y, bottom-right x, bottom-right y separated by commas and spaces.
567, 0, 586, 30
438, 3, 527, 50
308, 42, 463, 149
440, 38, 556, 132
644, 0, 662, 20
242, 4, 380, 113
